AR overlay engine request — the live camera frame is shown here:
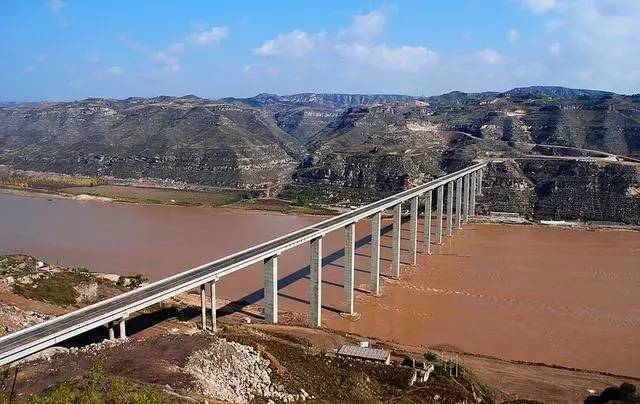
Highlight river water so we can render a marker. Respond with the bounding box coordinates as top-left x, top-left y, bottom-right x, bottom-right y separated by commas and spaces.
1, 191, 639, 376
